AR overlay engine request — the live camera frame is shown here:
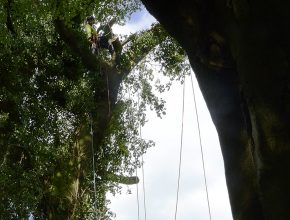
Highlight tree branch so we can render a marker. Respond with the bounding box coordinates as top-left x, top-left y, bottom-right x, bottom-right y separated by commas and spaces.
54, 19, 99, 72
107, 173, 139, 185
120, 23, 167, 75
54, 20, 166, 155
121, 33, 137, 46
5, 0, 16, 35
